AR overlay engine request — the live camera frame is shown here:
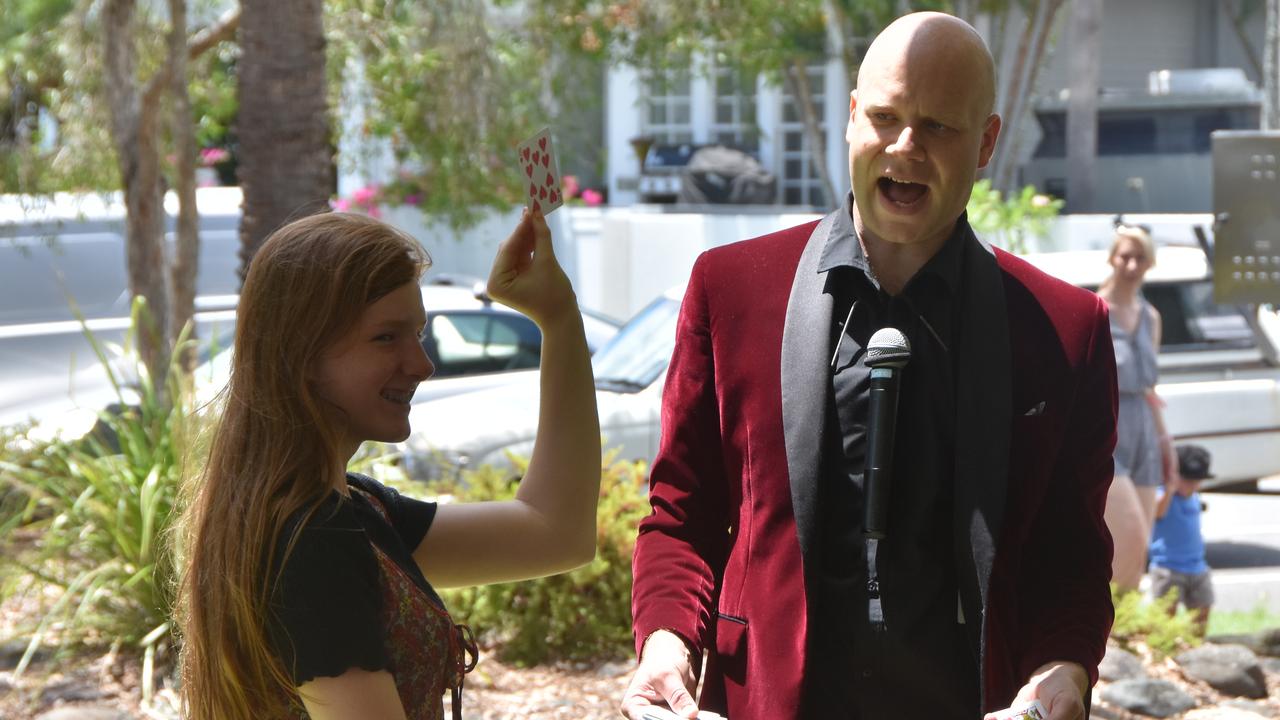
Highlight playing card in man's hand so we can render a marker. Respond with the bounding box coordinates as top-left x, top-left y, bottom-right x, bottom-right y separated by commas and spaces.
516, 127, 563, 215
